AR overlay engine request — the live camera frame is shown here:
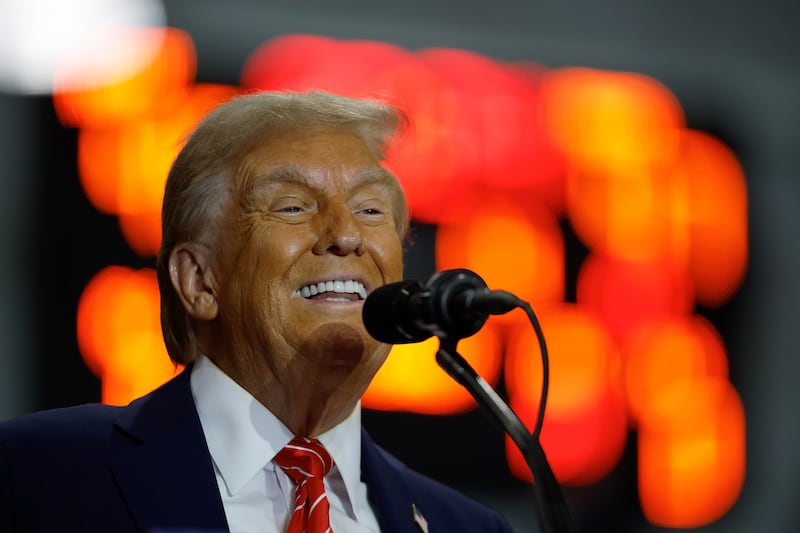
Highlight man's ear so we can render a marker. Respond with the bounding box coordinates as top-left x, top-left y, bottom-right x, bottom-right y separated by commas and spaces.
168, 242, 219, 321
